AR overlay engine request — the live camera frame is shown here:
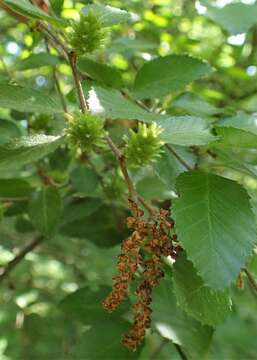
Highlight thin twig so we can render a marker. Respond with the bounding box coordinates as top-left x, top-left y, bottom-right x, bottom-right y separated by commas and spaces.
68, 51, 88, 113
173, 343, 188, 360
105, 135, 135, 199
243, 268, 257, 293
38, 22, 69, 56
52, 68, 68, 112
166, 144, 193, 171
40, 23, 87, 113
0, 236, 43, 283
